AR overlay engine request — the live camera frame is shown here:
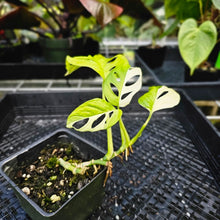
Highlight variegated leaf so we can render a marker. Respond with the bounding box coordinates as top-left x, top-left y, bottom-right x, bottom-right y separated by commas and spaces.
65, 54, 130, 80
138, 86, 180, 114
66, 98, 122, 132
103, 67, 142, 107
